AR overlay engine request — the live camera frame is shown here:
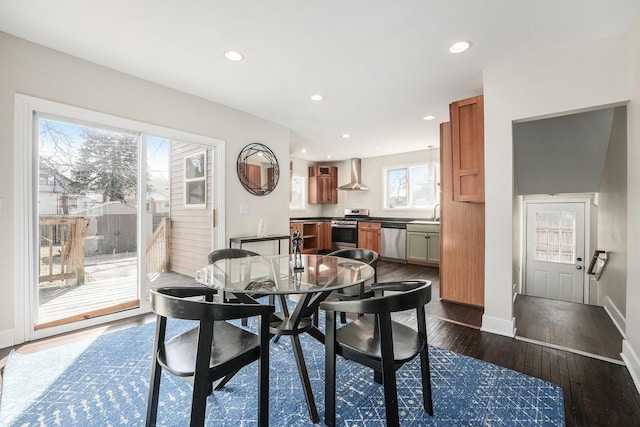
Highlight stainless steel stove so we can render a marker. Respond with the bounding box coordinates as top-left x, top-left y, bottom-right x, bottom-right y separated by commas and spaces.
330, 208, 370, 250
